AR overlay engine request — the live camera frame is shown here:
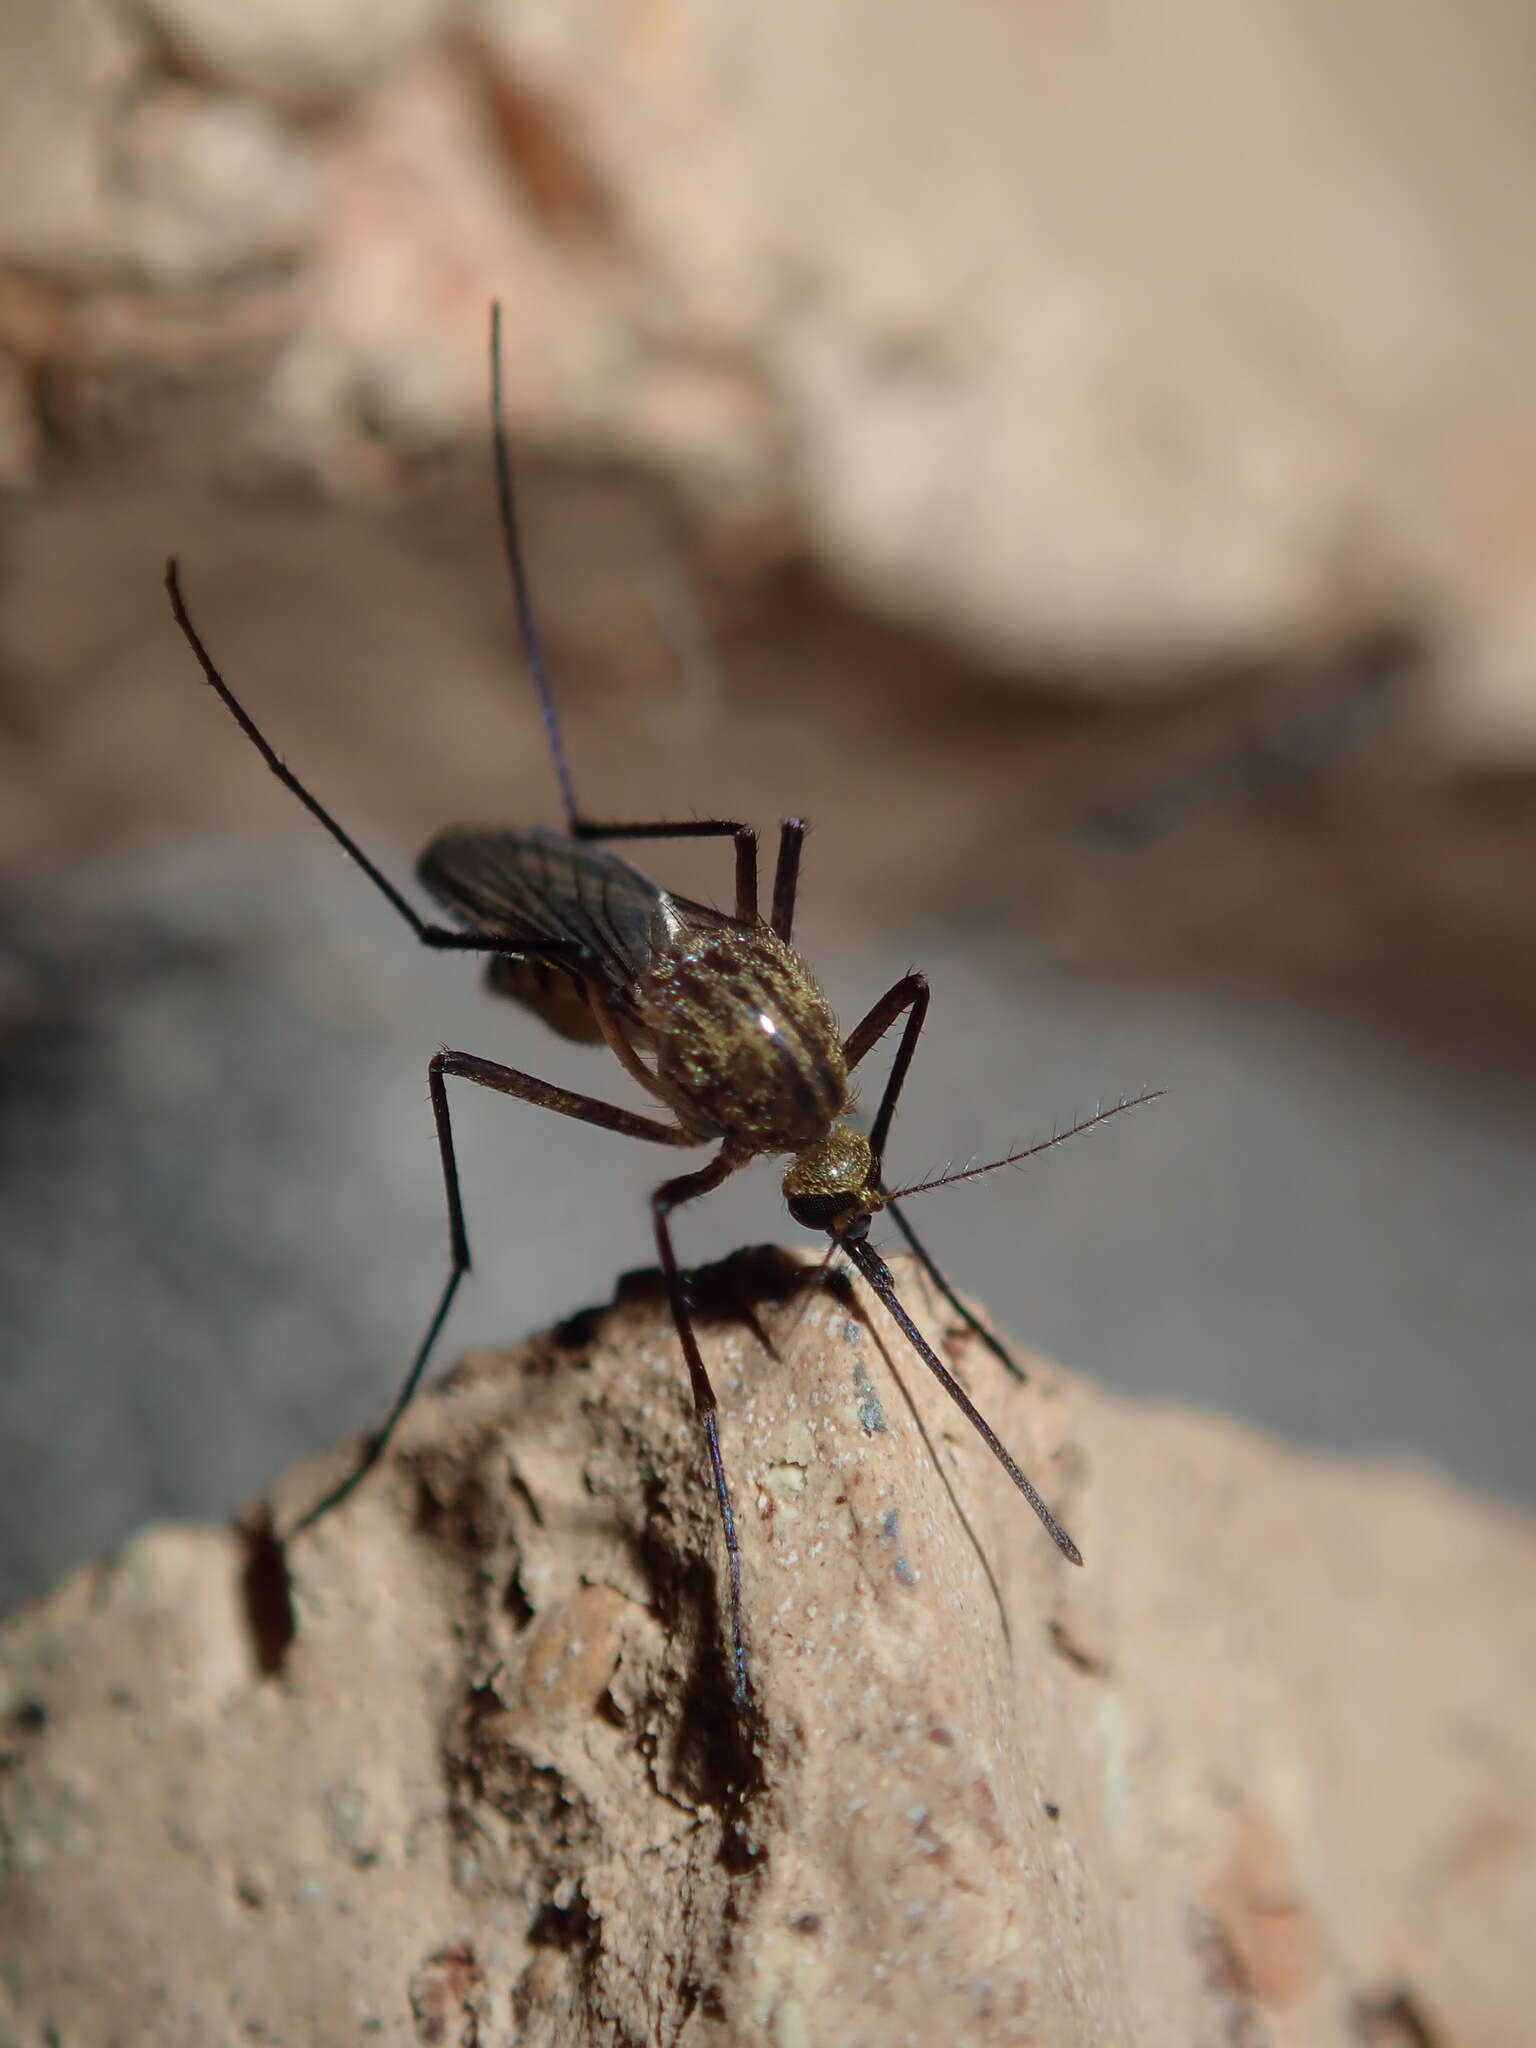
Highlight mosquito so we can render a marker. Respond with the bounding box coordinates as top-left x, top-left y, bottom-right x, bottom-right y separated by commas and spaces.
165, 307, 1158, 1707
